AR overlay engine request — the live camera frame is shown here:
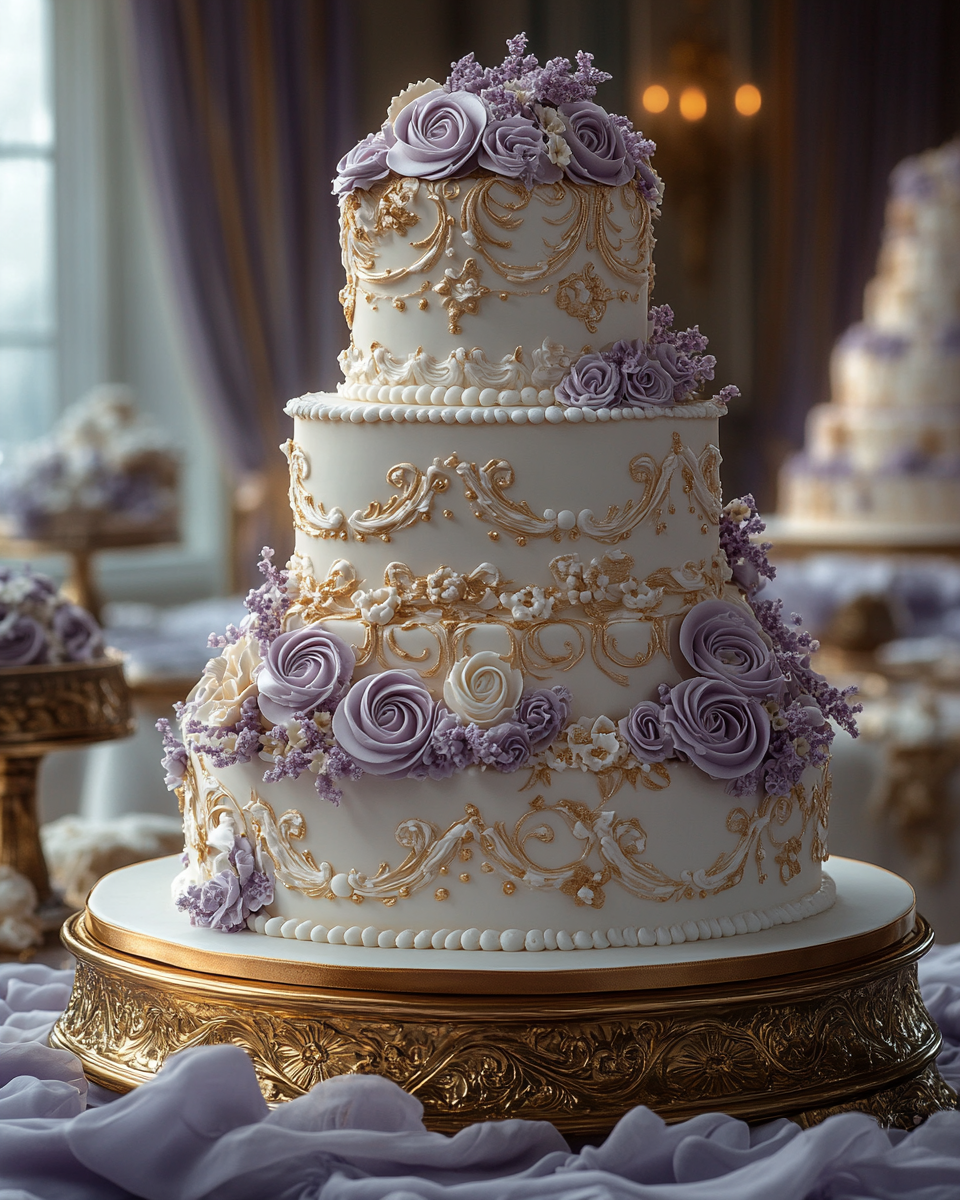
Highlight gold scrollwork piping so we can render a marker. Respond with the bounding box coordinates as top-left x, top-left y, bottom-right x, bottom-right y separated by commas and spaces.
453, 434, 722, 544
283, 440, 449, 543
459, 178, 652, 286
187, 763, 828, 910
